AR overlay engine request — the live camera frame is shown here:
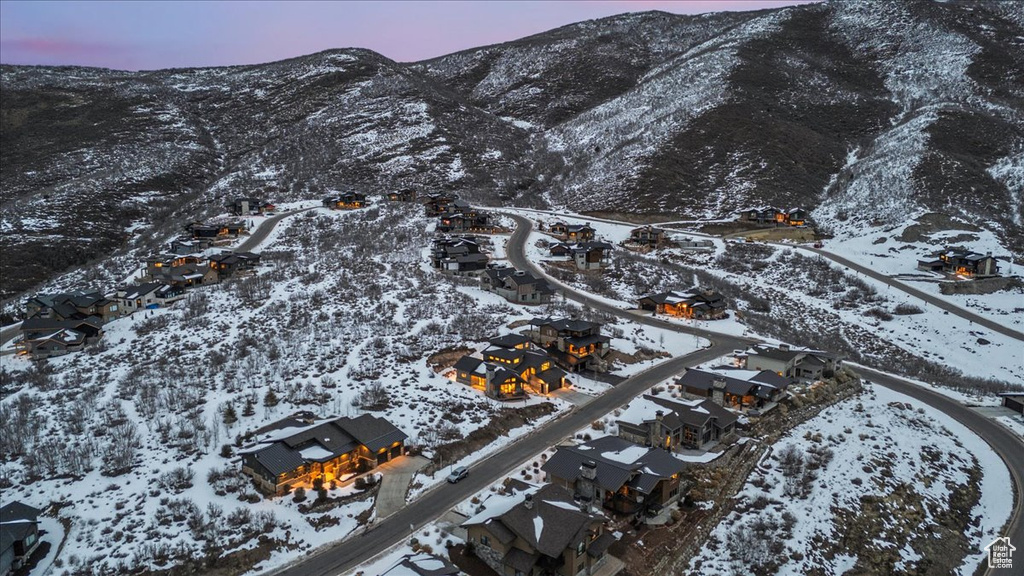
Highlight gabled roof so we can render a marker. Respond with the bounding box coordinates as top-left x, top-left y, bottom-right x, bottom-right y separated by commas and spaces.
343, 413, 408, 453
22, 316, 103, 333
466, 484, 601, 561
0, 501, 41, 524
244, 415, 407, 474
489, 333, 532, 349
542, 436, 686, 495
453, 355, 485, 374
676, 367, 786, 399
